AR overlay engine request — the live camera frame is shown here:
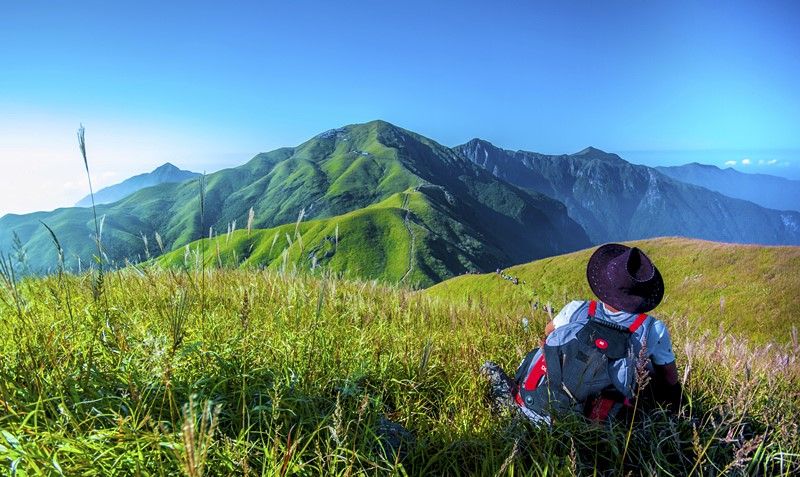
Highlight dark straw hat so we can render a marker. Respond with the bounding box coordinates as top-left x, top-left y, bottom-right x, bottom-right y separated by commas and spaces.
586, 243, 664, 314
